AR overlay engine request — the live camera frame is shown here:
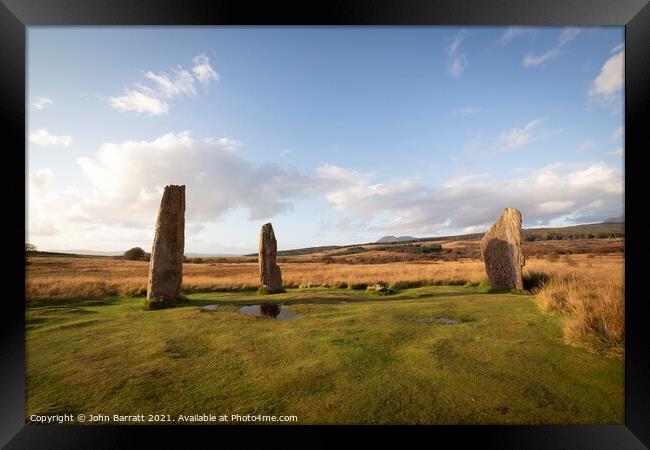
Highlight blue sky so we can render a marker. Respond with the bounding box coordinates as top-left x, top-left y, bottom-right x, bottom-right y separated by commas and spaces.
27, 27, 624, 254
